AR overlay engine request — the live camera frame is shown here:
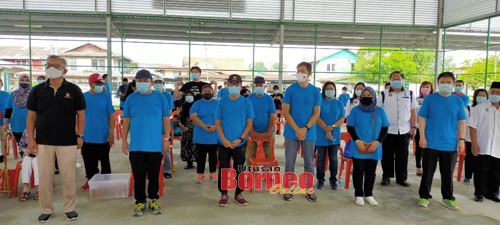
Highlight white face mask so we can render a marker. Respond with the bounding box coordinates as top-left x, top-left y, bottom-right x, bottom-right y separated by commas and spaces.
46, 67, 63, 79
296, 73, 308, 83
